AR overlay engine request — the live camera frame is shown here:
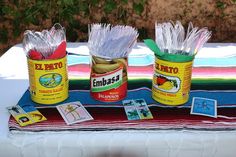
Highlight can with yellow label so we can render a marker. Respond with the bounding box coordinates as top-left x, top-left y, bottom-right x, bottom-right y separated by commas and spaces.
152, 55, 194, 106
27, 56, 68, 104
